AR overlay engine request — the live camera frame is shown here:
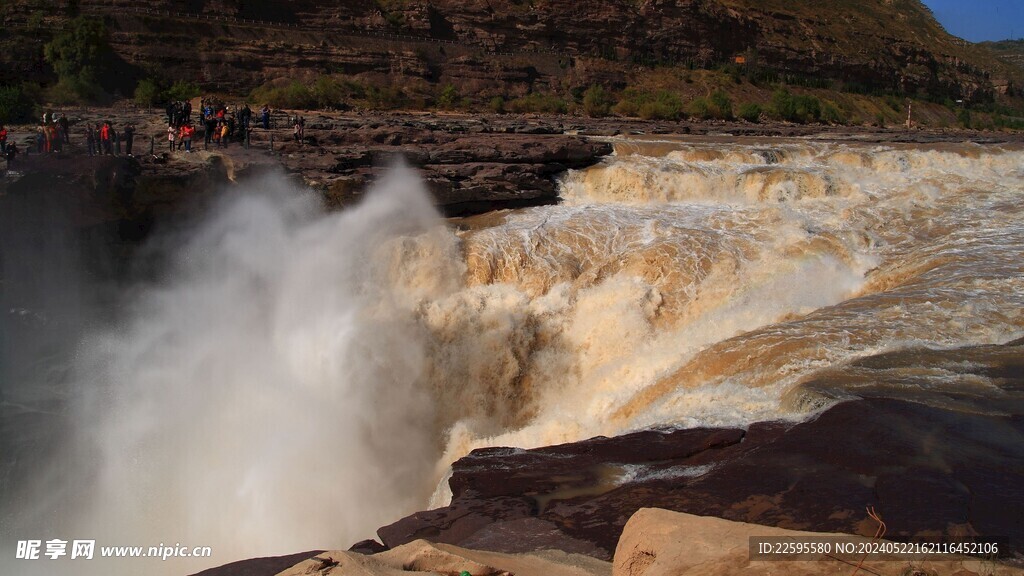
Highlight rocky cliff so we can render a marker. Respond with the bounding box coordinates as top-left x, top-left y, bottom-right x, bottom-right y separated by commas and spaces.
1, 0, 1019, 103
